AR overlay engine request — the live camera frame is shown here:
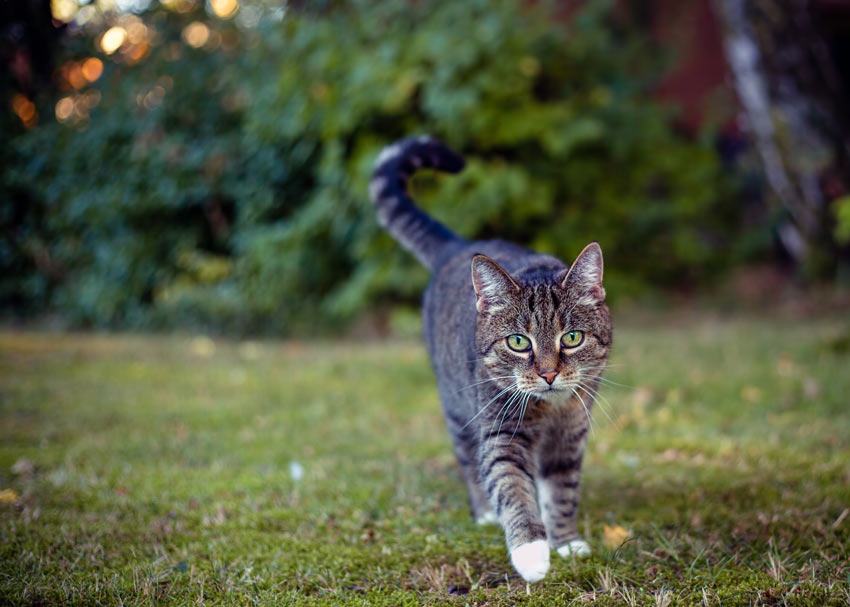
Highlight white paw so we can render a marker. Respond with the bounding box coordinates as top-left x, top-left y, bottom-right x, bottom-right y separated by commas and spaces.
475, 511, 498, 526
510, 539, 550, 583
556, 538, 592, 558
